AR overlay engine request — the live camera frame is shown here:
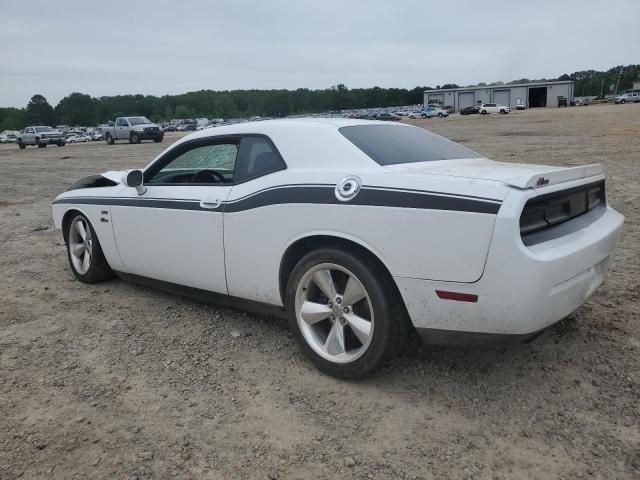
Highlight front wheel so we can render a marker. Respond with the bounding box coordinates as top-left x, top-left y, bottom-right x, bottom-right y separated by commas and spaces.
620, 99, 626, 104
286, 248, 407, 378
438, 112, 443, 118
153, 137, 163, 143
65, 213, 114, 283
130, 132, 140, 144
481, 110, 487, 115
